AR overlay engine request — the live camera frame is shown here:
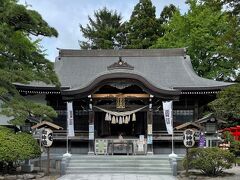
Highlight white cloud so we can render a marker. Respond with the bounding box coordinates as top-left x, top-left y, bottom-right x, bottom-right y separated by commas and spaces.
19, 0, 188, 61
